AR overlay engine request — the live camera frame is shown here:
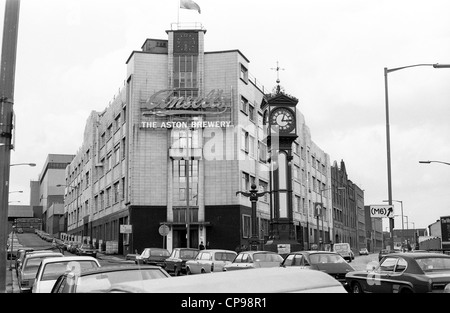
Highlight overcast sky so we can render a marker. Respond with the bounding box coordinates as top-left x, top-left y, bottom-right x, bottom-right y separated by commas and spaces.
2, 0, 450, 231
